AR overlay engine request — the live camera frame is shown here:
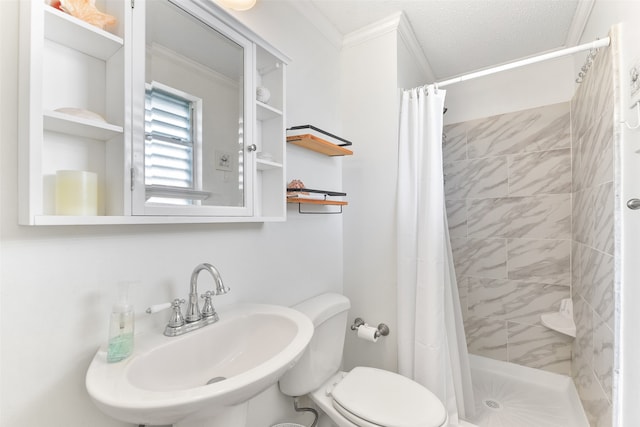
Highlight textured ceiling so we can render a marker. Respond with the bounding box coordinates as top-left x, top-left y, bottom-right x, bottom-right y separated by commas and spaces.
295, 0, 590, 80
